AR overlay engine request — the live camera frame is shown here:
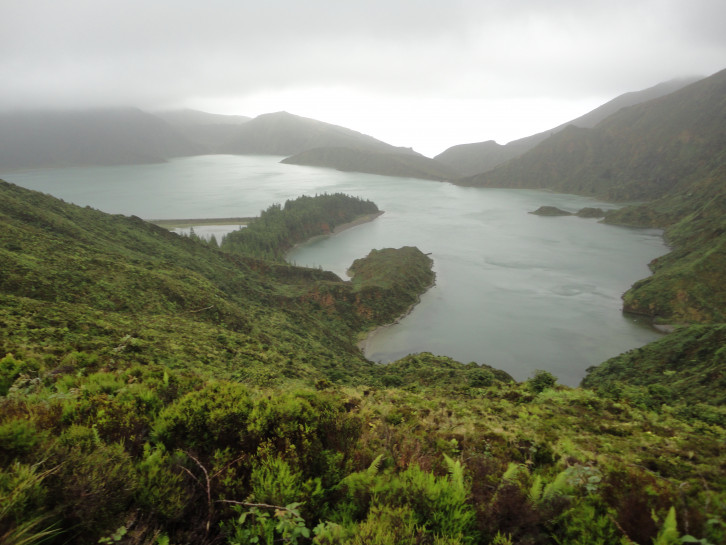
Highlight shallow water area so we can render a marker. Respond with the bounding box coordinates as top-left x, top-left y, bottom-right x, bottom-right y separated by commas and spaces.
5, 155, 669, 385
